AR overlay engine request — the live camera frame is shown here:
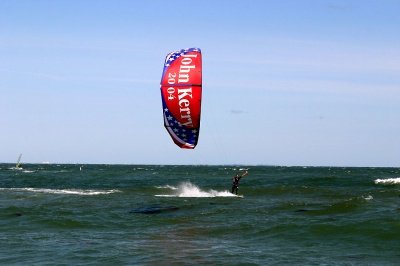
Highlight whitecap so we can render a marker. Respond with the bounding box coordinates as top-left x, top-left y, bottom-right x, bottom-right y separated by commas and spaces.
155, 182, 238, 198
22, 170, 35, 173
8, 167, 23, 171
363, 195, 373, 201
0, 187, 121, 195
155, 185, 178, 190
374, 178, 400, 185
